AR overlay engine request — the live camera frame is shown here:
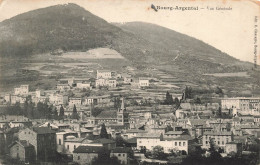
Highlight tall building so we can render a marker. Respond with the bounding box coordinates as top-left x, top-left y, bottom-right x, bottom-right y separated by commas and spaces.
18, 127, 56, 162
117, 98, 129, 126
